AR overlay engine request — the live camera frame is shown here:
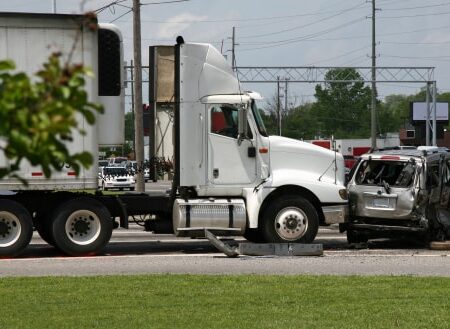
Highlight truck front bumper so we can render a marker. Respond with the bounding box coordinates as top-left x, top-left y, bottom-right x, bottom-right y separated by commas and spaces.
322, 204, 348, 224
